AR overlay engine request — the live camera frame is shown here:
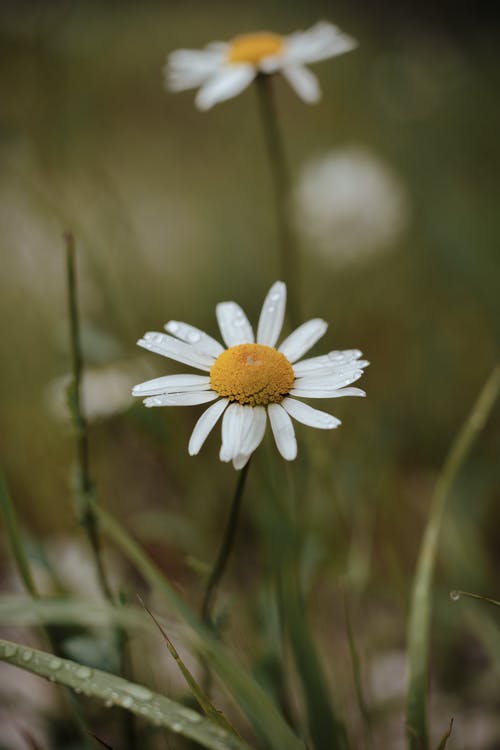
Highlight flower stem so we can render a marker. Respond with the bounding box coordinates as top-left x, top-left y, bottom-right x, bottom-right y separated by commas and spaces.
255, 74, 301, 329
201, 461, 252, 627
